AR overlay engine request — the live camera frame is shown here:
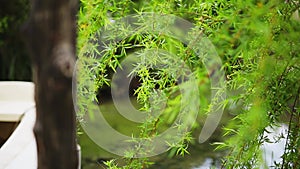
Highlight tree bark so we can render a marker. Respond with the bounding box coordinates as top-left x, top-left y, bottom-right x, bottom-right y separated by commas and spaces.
23, 0, 78, 168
